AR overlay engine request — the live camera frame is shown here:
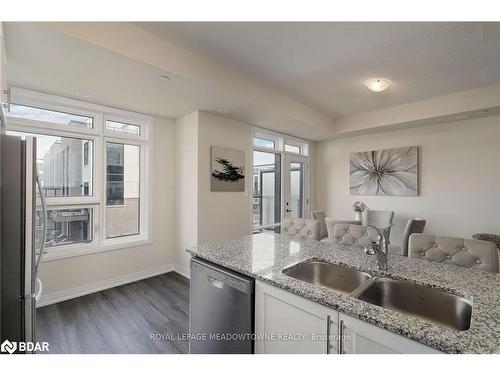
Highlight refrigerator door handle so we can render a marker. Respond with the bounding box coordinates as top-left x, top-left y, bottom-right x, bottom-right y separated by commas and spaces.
34, 171, 47, 275
35, 277, 43, 302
